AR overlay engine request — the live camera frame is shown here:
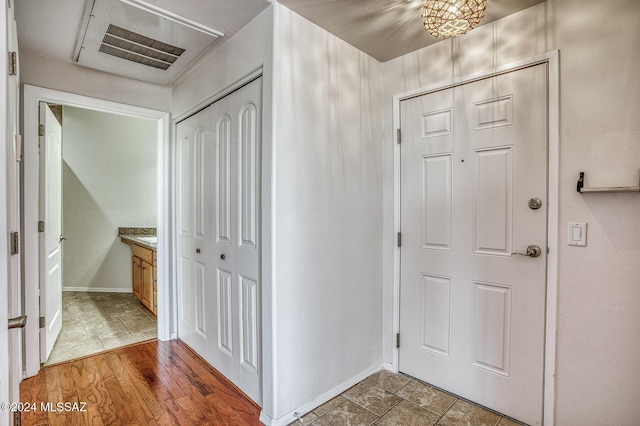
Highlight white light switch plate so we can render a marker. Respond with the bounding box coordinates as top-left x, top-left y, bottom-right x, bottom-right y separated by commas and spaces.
567, 222, 587, 246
